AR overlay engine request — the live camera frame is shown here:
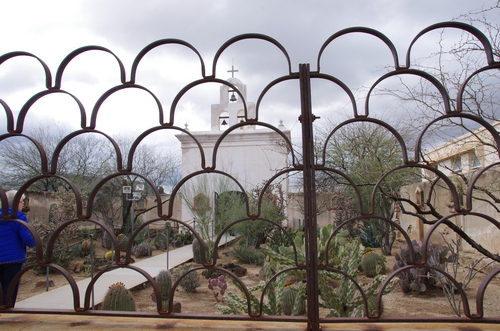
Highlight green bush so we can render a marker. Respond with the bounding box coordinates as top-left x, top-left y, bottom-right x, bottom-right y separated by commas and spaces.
173, 263, 200, 293
230, 245, 265, 266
